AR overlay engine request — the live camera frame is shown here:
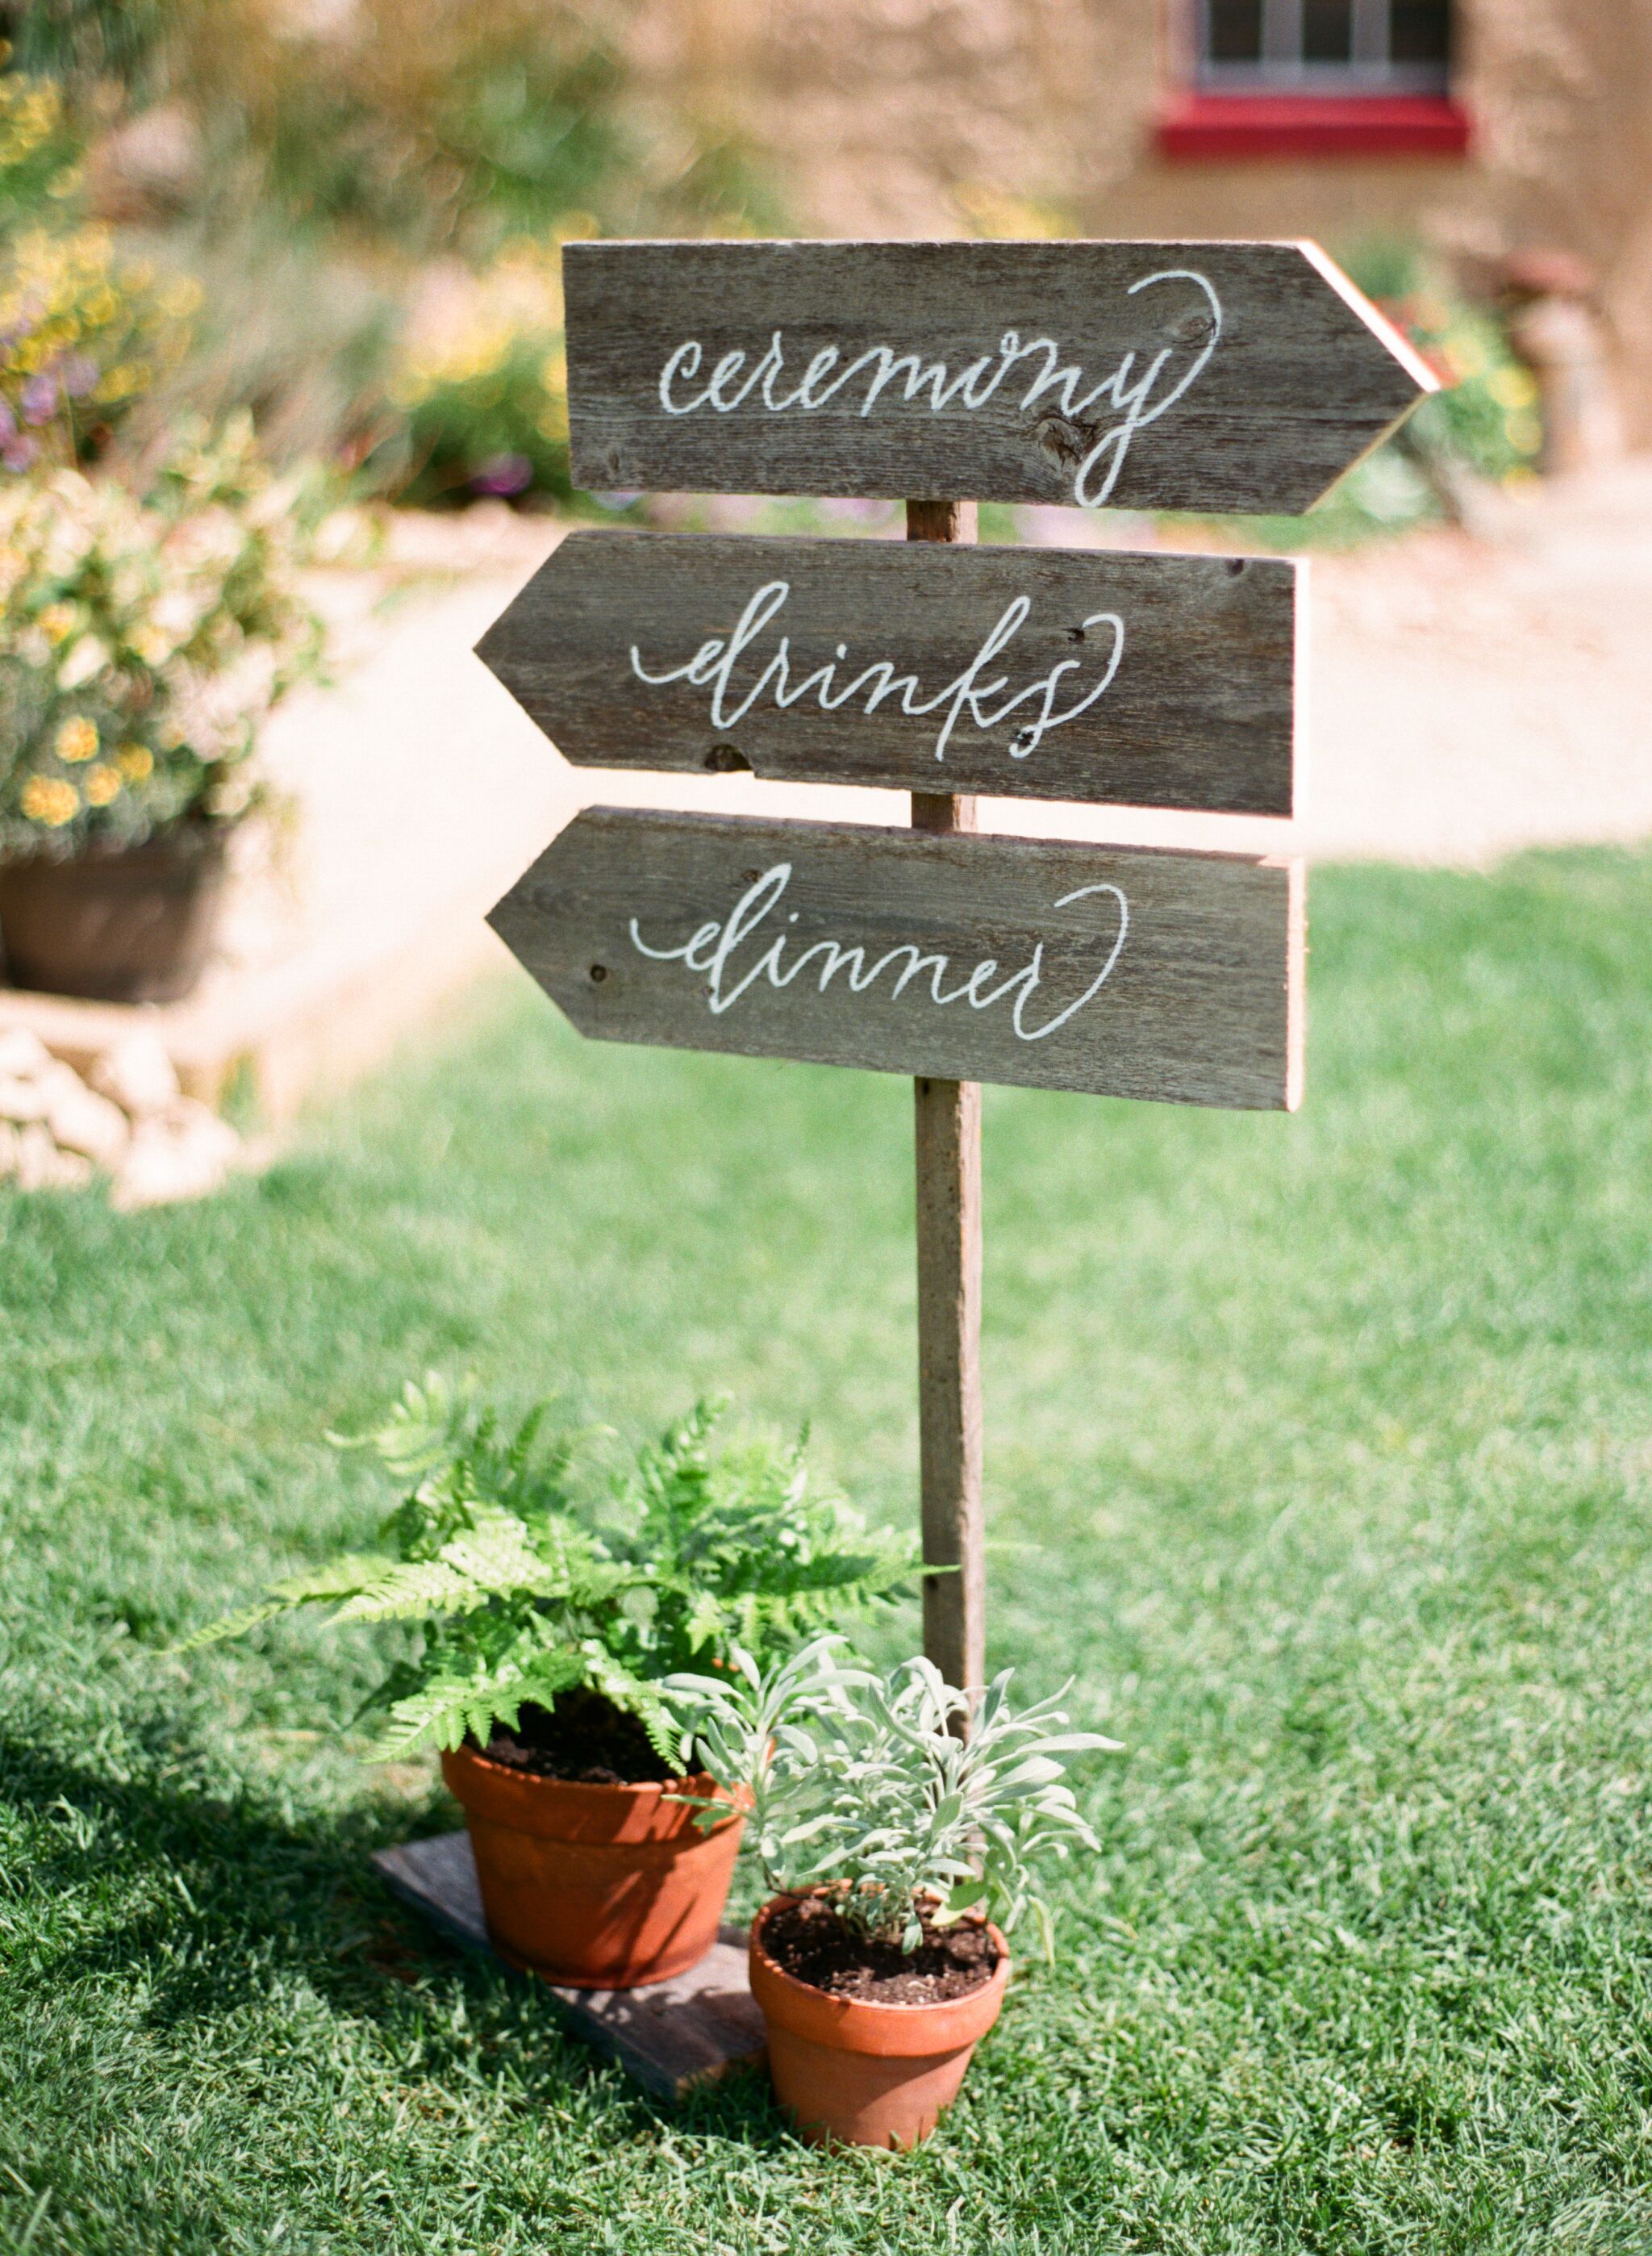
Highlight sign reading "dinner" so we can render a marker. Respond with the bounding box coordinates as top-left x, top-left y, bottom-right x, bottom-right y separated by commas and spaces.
488, 808, 1304, 1110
